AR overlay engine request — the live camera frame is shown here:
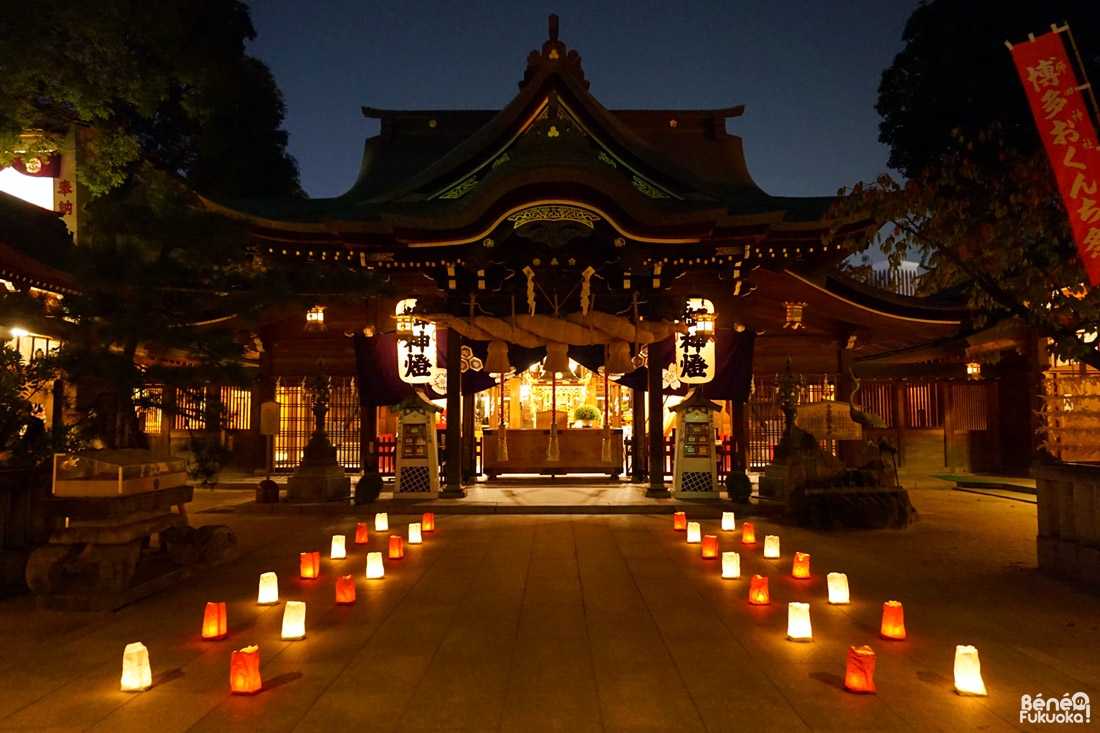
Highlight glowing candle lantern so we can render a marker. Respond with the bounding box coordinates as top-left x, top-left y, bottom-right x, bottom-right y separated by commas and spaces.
422, 512, 435, 532
335, 574, 356, 604
844, 645, 877, 694
827, 572, 850, 604
721, 512, 735, 531
786, 602, 812, 641
701, 535, 719, 558
354, 523, 369, 544
748, 575, 770, 605
792, 552, 811, 579
388, 536, 404, 559
201, 601, 228, 640
257, 572, 278, 604
721, 552, 741, 578
366, 551, 385, 579
953, 645, 987, 695
300, 551, 320, 579
330, 535, 346, 559
375, 512, 389, 531
686, 522, 701, 543
880, 600, 906, 640
673, 512, 687, 531
230, 645, 262, 695
120, 642, 152, 692
281, 601, 306, 640
408, 522, 422, 544
763, 535, 780, 558
741, 522, 756, 544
